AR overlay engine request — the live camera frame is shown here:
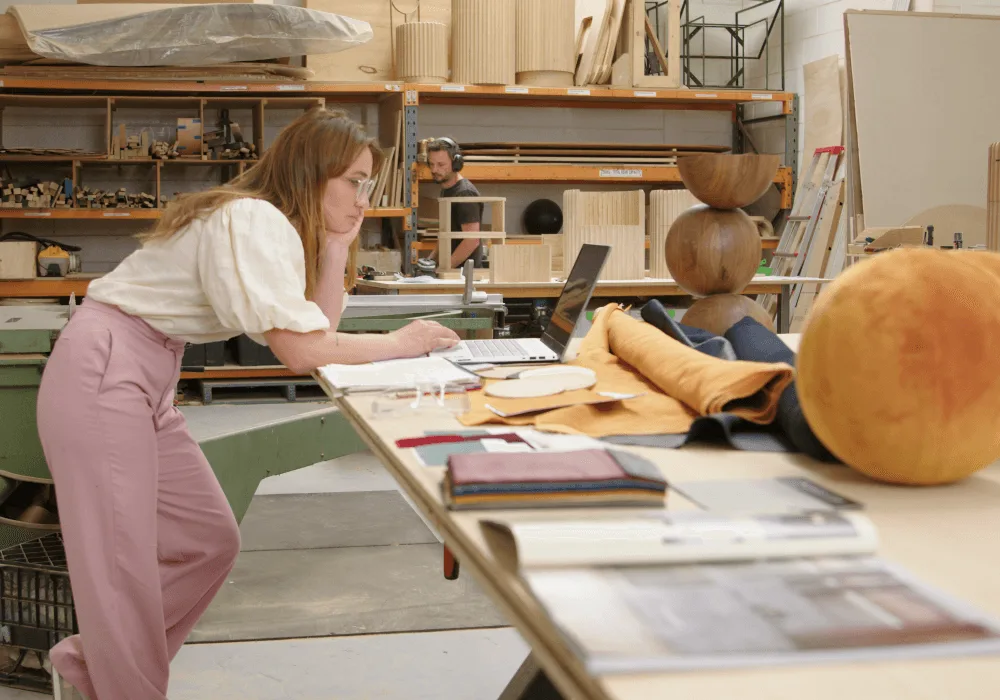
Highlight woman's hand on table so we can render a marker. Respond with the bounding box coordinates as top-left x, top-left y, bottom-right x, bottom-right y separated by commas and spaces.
390, 320, 460, 357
